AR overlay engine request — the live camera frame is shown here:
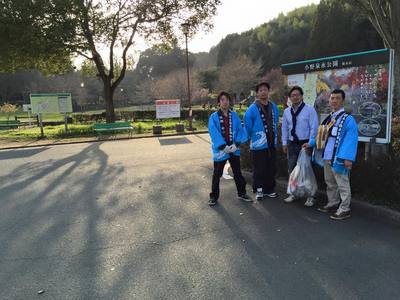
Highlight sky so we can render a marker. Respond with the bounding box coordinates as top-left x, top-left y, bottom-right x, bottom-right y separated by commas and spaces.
75, 0, 320, 66
184, 0, 321, 53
